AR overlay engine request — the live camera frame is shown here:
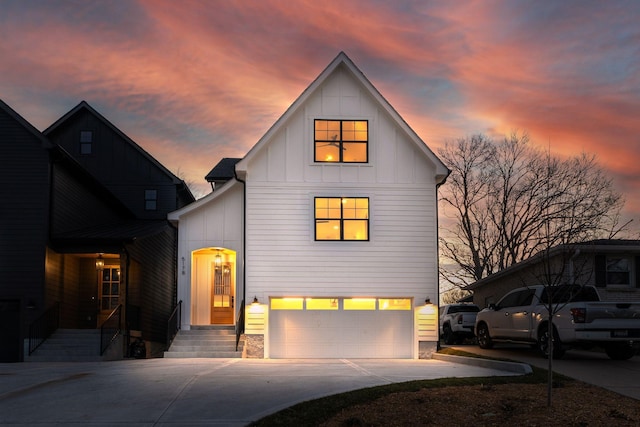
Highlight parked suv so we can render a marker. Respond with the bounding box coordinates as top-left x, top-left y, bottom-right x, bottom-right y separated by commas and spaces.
439, 303, 480, 345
